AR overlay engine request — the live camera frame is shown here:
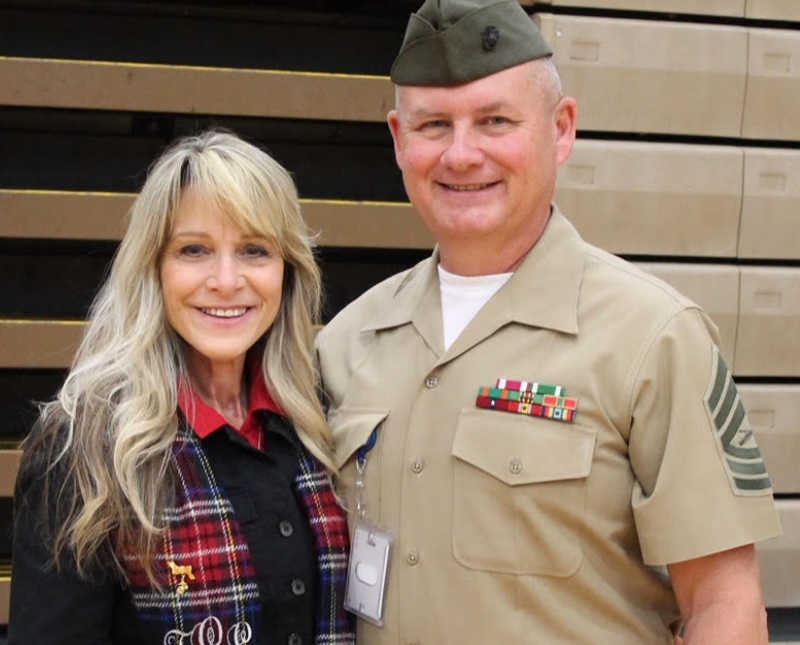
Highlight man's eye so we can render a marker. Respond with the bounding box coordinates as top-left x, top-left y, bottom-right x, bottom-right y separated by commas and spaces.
485, 116, 510, 126
420, 119, 448, 130
179, 244, 207, 257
